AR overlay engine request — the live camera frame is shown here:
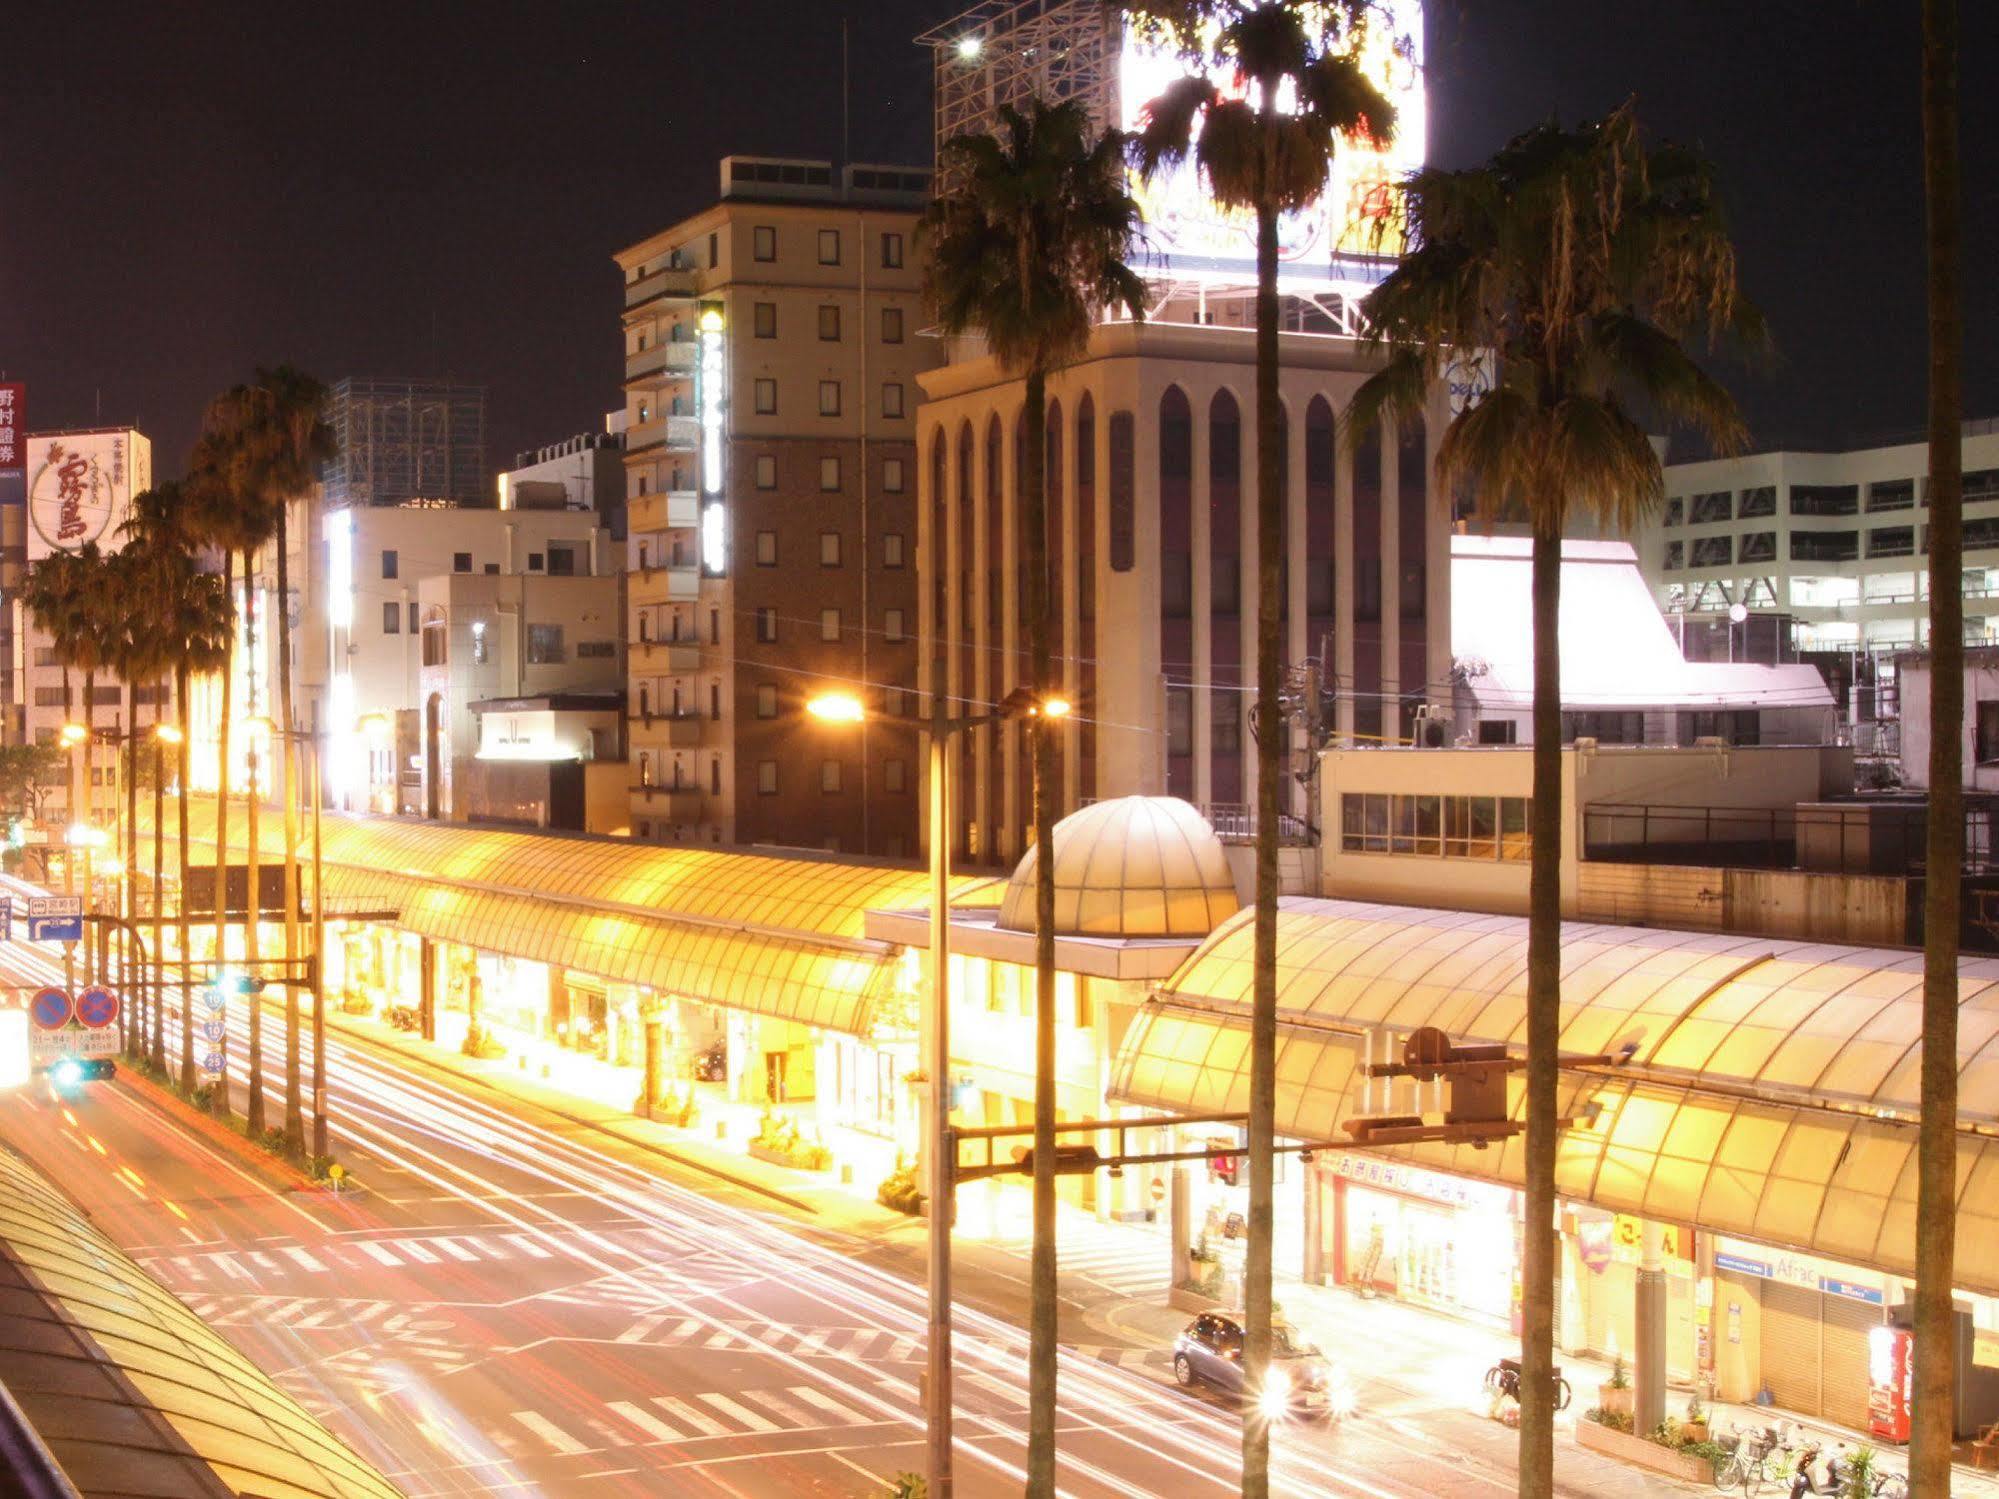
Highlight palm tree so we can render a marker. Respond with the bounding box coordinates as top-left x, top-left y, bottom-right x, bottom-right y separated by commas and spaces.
1129, 10, 1392, 1489
208, 368, 334, 1151
1349, 105, 1757, 1497
923, 97, 1146, 1493
187, 426, 281, 1126
104, 547, 163, 1061
21, 544, 114, 906
1913, 0, 1962, 1487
